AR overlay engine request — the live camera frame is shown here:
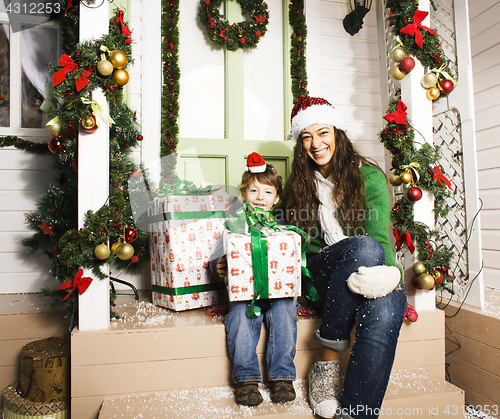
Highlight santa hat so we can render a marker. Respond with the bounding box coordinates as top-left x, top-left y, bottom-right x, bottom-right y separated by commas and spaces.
288, 95, 346, 141
245, 152, 266, 173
